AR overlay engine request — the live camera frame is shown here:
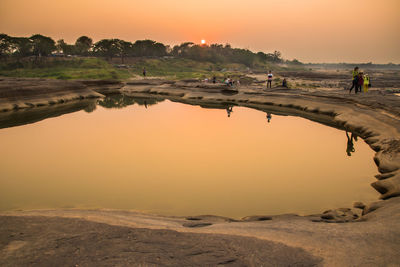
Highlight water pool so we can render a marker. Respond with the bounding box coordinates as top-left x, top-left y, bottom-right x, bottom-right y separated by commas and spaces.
0, 95, 378, 218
